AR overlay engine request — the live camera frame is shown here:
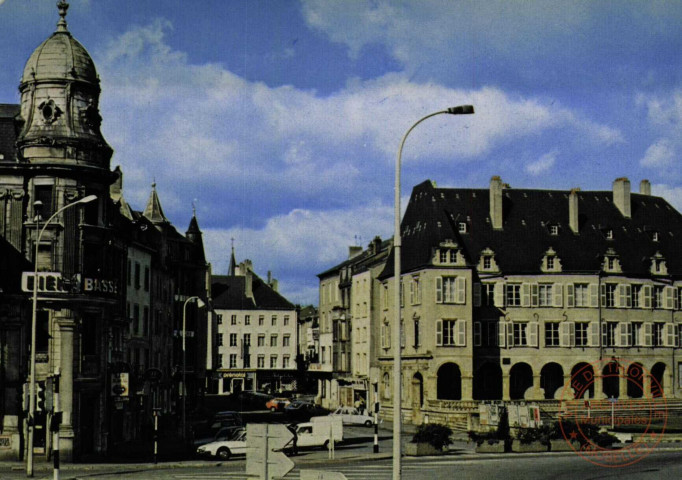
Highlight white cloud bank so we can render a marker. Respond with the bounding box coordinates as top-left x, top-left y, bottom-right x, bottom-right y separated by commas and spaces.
525, 149, 558, 176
